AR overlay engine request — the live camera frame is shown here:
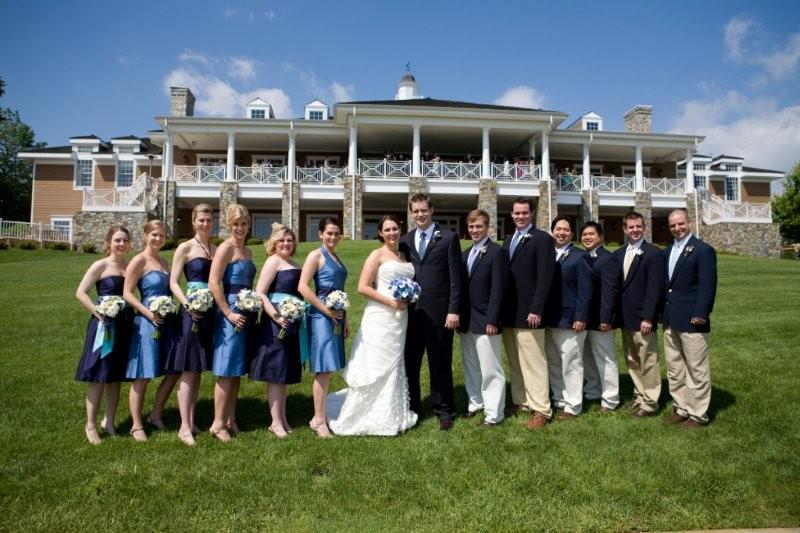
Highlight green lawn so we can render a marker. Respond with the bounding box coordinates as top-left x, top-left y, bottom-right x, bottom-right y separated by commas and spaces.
0, 244, 798, 531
